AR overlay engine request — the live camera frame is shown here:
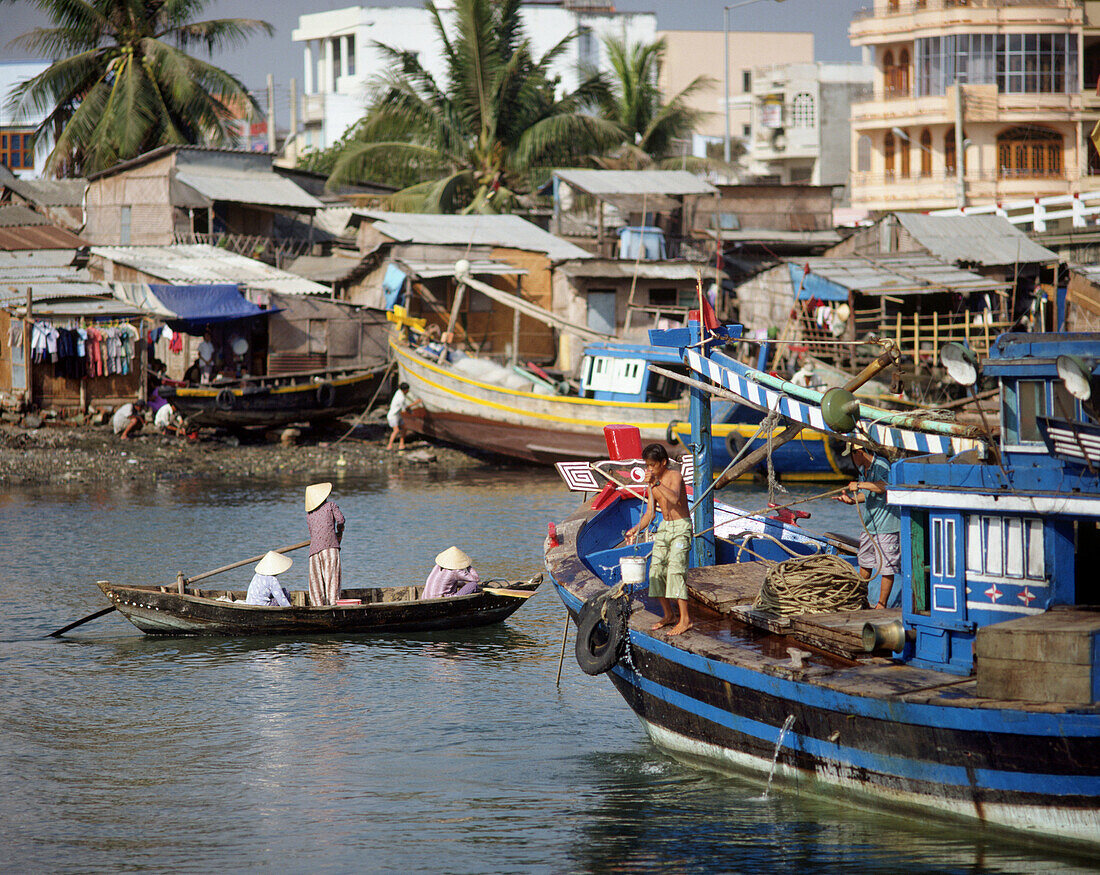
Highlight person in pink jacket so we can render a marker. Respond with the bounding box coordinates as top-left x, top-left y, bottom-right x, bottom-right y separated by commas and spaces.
422, 546, 480, 599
